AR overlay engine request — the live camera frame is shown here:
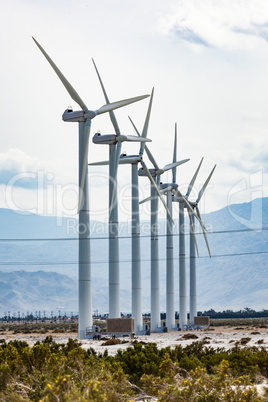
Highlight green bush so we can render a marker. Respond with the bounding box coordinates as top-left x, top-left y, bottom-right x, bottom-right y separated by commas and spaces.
0, 339, 268, 400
